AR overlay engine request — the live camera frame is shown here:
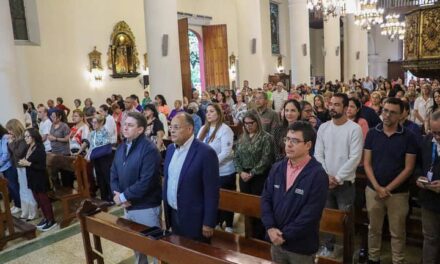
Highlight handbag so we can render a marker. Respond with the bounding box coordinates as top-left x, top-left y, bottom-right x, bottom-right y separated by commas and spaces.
89, 144, 112, 160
